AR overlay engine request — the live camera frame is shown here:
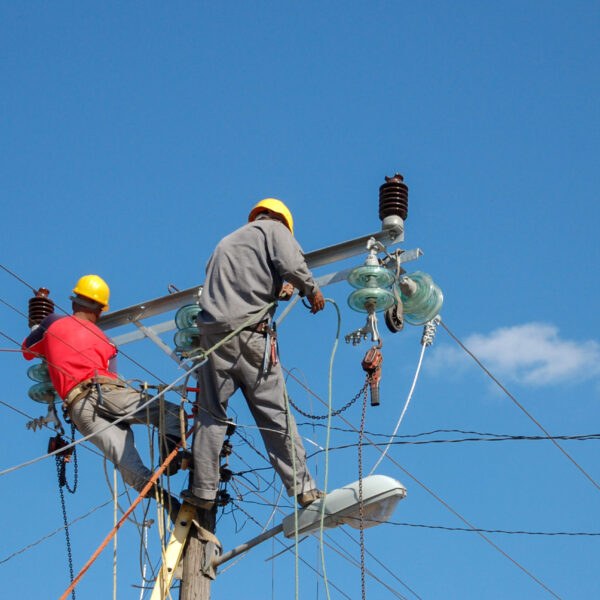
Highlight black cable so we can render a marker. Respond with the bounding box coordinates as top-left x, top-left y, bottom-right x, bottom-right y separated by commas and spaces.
441, 320, 600, 494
